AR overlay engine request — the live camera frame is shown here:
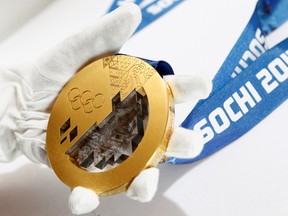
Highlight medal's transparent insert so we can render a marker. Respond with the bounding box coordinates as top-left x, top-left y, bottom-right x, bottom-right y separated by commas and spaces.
65, 89, 149, 172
